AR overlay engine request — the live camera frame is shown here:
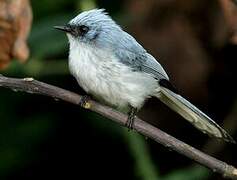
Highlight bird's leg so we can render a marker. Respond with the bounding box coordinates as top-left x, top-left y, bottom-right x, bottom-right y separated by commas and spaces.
79, 95, 91, 109
126, 106, 138, 130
